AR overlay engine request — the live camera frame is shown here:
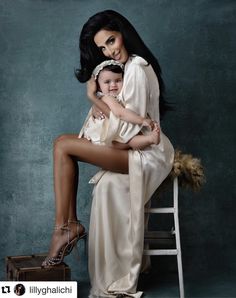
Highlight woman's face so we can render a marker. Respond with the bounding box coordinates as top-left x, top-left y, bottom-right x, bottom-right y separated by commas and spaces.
94, 30, 129, 64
